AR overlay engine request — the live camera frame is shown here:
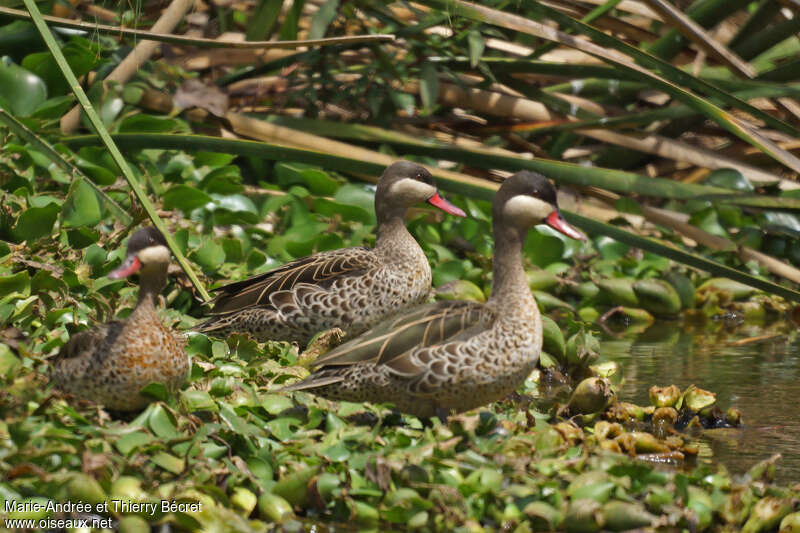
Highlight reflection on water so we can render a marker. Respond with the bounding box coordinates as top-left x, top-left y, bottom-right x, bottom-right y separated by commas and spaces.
600, 319, 800, 485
